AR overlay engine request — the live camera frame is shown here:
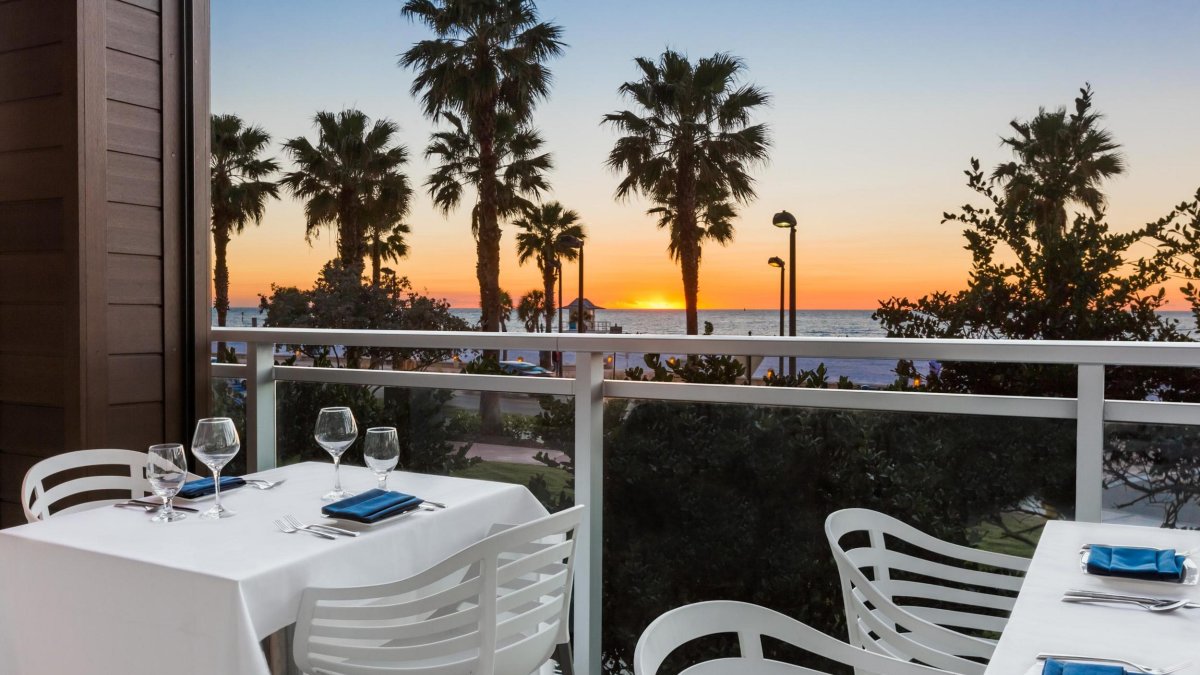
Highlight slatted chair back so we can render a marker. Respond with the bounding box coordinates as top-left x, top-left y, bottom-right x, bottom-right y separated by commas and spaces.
22, 448, 160, 522
635, 600, 959, 675
824, 508, 1030, 675
293, 505, 584, 675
